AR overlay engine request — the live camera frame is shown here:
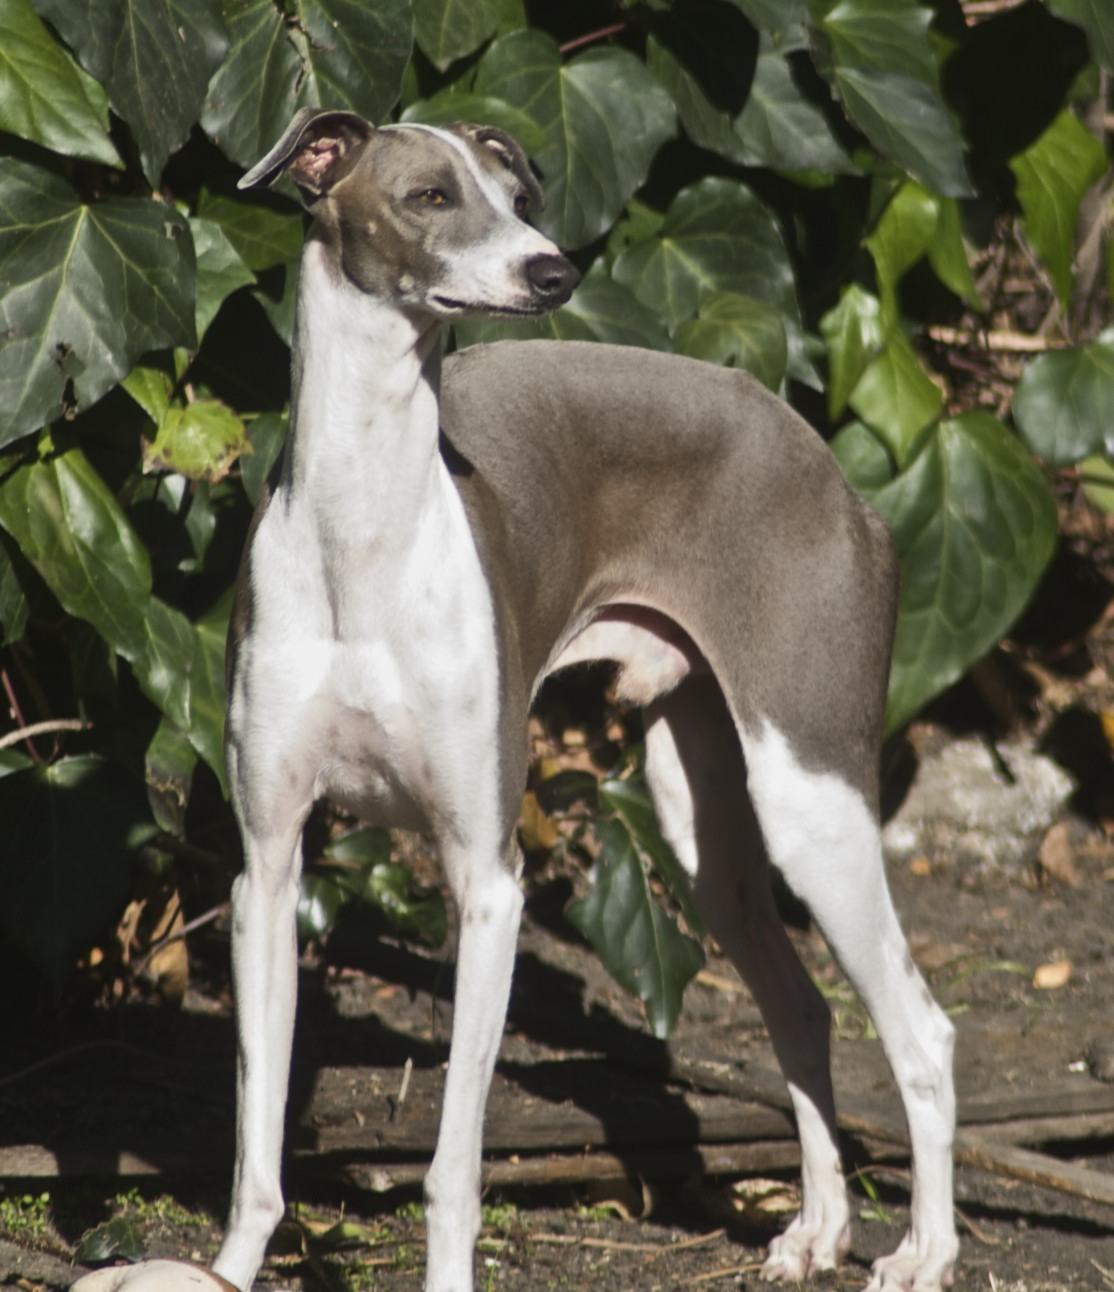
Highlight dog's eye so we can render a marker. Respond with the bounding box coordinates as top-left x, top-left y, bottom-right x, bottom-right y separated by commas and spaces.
418, 188, 448, 206
513, 193, 528, 217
